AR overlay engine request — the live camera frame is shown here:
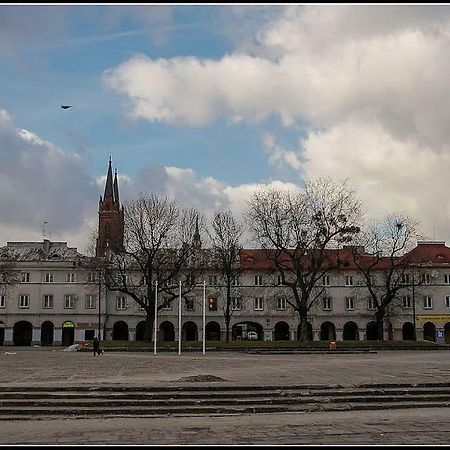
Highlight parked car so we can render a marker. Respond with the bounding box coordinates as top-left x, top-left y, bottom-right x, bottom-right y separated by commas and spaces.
247, 331, 258, 341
